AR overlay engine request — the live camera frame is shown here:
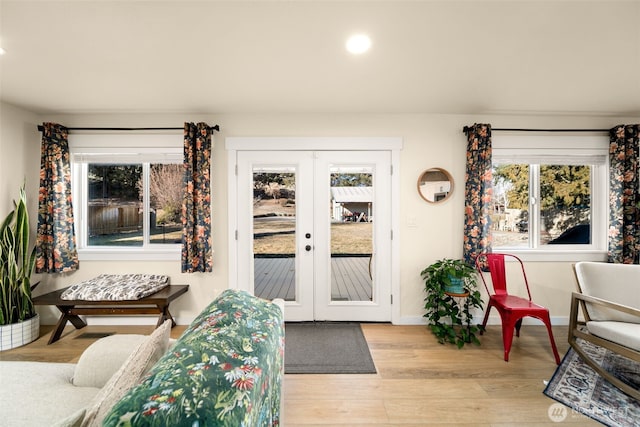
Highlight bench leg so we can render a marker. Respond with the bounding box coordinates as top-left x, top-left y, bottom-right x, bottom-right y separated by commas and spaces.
48, 305, 87, 345
156, 304, 176, 328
